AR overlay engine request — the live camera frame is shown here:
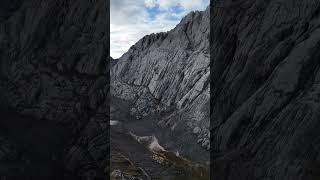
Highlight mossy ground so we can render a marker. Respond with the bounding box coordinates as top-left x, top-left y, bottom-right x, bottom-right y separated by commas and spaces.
110, 150, 209, 180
